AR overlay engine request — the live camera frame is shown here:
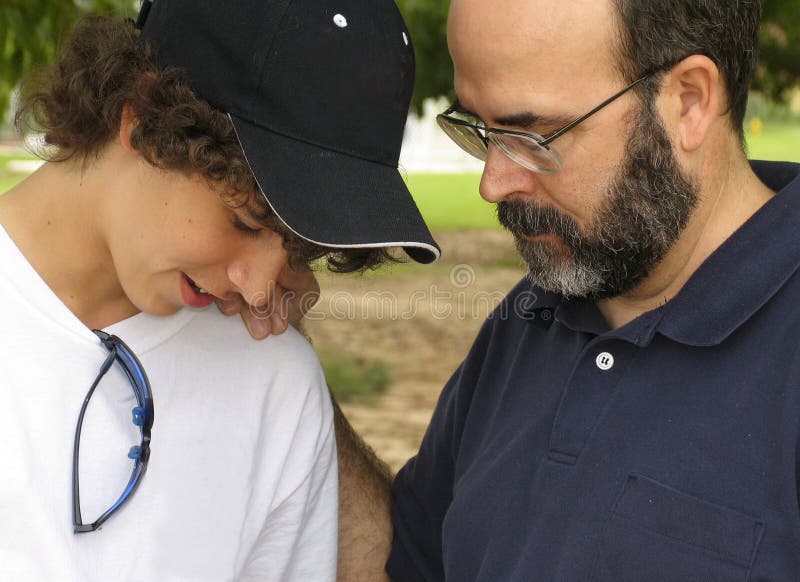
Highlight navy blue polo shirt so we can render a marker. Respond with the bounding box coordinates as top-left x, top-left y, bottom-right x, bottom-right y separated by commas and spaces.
388, 161, 800, 581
